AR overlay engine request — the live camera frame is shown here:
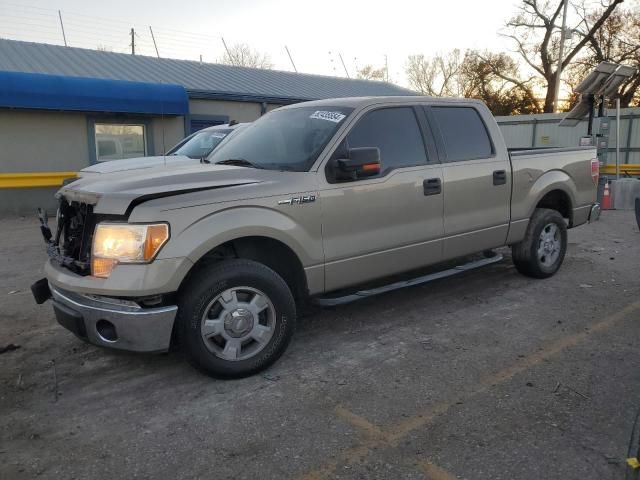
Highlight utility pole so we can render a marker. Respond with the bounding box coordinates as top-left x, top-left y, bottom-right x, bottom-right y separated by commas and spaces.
285, 45, 297, 72
149, 26, 160, 58
338, 53, 349, 78
384, 55, 389, 82
58, 10, 68, 47
130, 27, 135, 55
553, 0, 569, 112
